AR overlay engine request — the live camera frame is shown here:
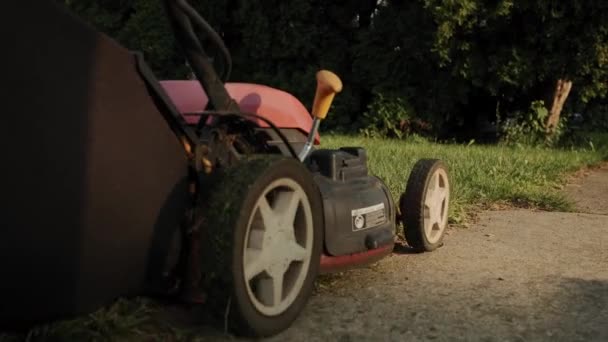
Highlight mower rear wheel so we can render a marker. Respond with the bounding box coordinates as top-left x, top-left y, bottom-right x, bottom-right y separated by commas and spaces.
199, 156, 323, 337
400, 159, 450, 251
